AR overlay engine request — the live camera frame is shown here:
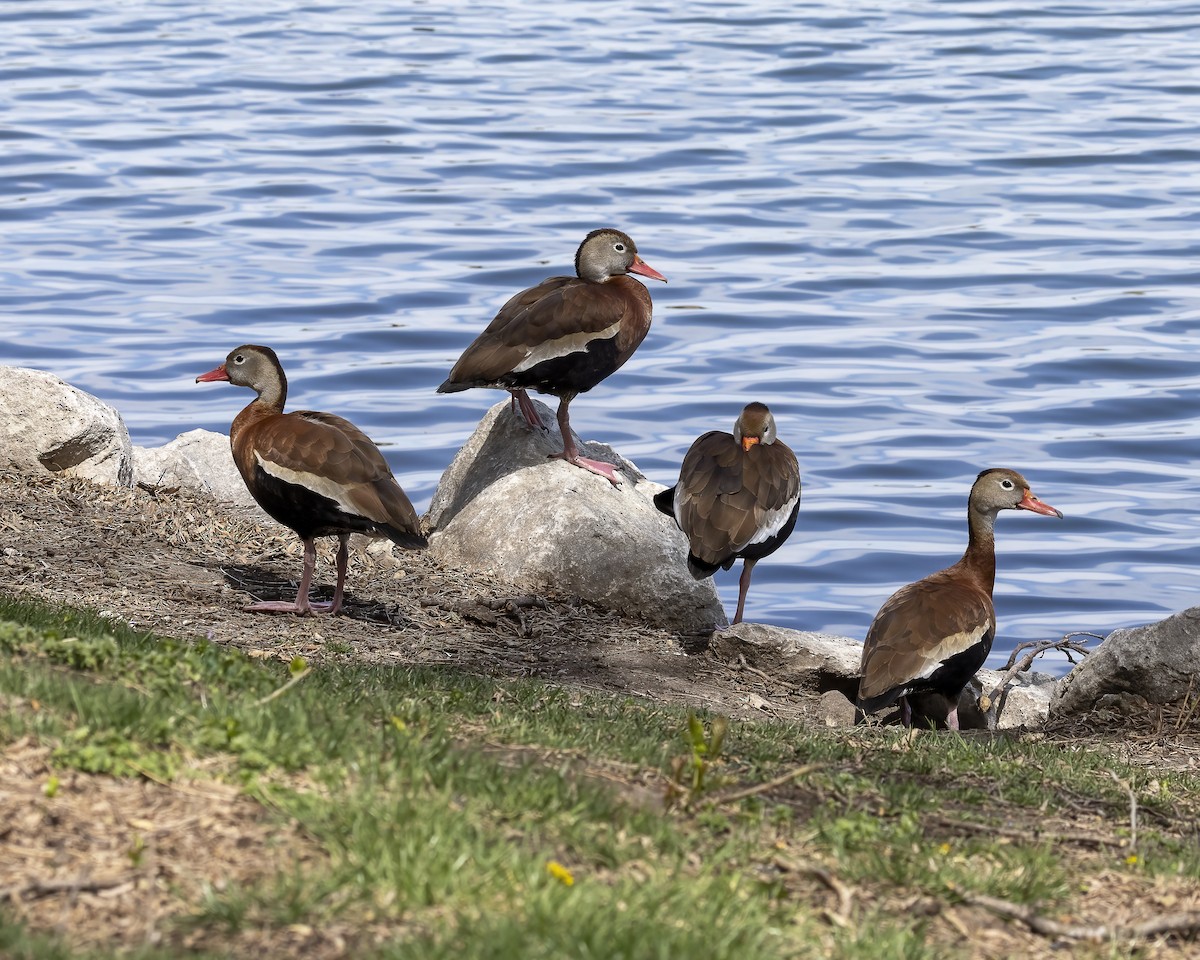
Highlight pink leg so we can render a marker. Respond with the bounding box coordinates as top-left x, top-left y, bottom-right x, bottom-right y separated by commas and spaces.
548, 397, 622, 486
510, 389, 546, 431
245, 538, 321, 615
732, 559, 757, 625
303, 534, 349, 615
946, 703, 960, 731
